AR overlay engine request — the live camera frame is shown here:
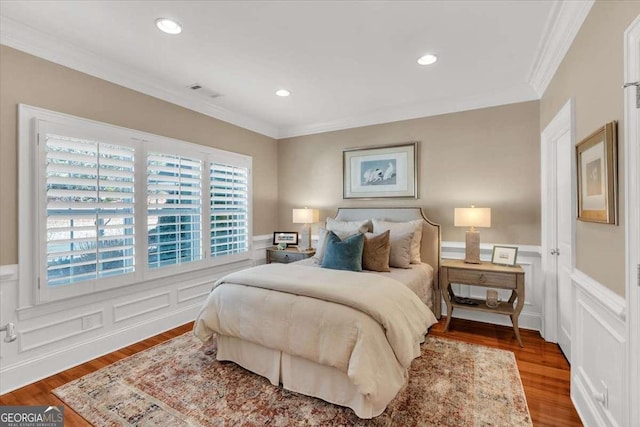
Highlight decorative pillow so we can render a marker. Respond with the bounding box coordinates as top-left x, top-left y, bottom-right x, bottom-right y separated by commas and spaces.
372, 219, 423, 264
326, 217, 370, 235
313, 218, 370, 263
312, 228, 328, 262
362, 230, 391, 272
387, 231, 413, 268
321, 231, 365, 272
